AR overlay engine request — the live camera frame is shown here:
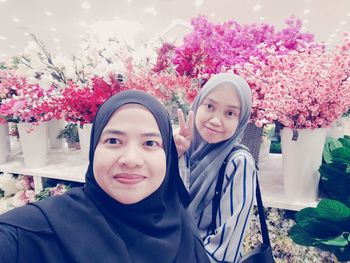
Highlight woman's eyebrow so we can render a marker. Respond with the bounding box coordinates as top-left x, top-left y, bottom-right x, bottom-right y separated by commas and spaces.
205, 98, 240, 110
101, 129, 161, 138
